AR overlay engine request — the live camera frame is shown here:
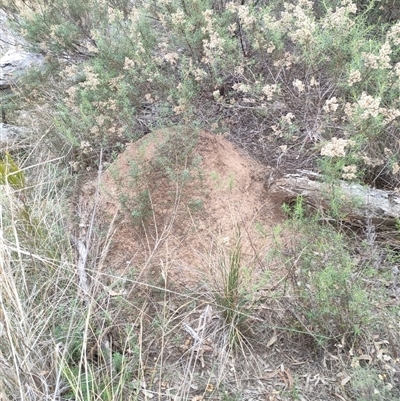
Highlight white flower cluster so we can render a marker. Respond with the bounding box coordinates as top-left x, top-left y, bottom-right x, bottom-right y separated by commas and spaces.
273, 52, 296, 69
342, 164, 357, 180
192, 67, 208, 82
361, 155, 384, 167
394, 62, 400, 78
232, 83, 251, 93
387, 21, 400, 45
107, 6, 123, 23
262, 84, 280, 101
171, 9, 185, 25
201, 9, 225, 64
237, 5, 255, 28
322, 0, 357, 30
61, 64, 78, 79
321, 137, 355, 157
323, 97, 339, 113
357, 92, 381, 119
293, 79, 305, 93
288, 4, 316, 45
281, 112, 295, 125
344, 92, 382, 120
80, 141, 93, 154
164, 52, 179, 65
79, 66, 100, 90
379, 108, 400, 125
362, 41, 392, 70
347, 70, 361, 86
